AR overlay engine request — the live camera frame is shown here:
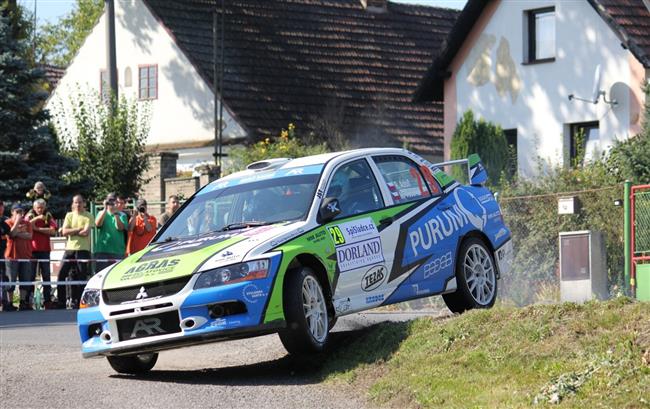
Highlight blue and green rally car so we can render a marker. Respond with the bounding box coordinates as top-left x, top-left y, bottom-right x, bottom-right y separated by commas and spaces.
77, 148, 513, 373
